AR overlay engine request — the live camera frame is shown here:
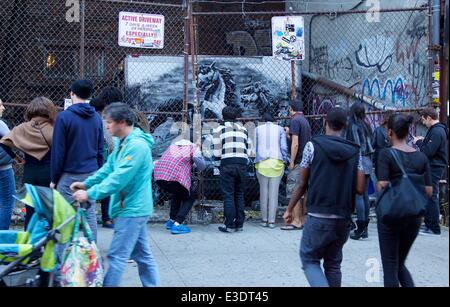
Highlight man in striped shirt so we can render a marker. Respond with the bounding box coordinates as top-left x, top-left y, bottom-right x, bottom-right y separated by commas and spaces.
212, 106, 249, 233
